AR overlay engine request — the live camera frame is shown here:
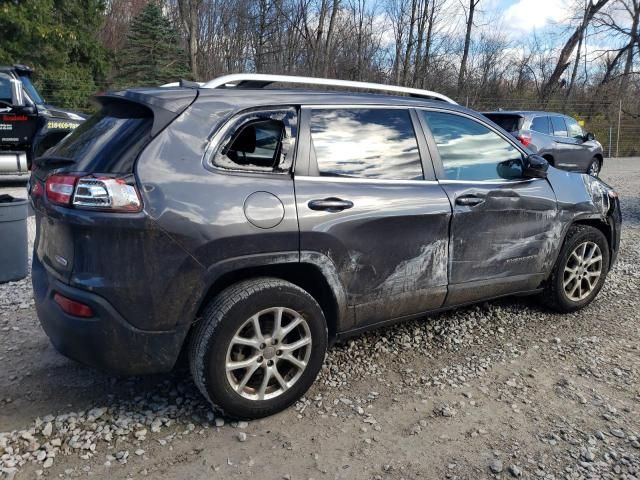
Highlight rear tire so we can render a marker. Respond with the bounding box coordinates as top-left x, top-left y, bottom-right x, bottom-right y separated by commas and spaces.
588, 157, 601, 176
189, 278, 328, 419
542, 225, 609, 313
